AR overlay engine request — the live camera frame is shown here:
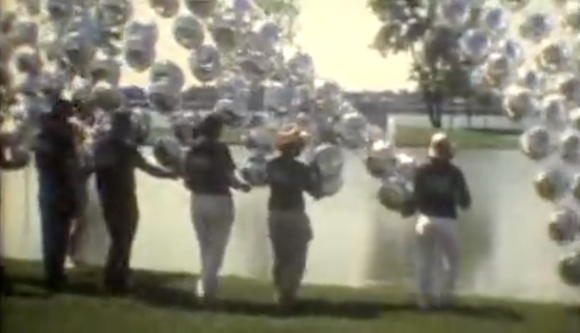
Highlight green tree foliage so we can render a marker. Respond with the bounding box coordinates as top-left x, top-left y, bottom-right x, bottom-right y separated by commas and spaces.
368, 0, 485, 128
253, 0, 300, 43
